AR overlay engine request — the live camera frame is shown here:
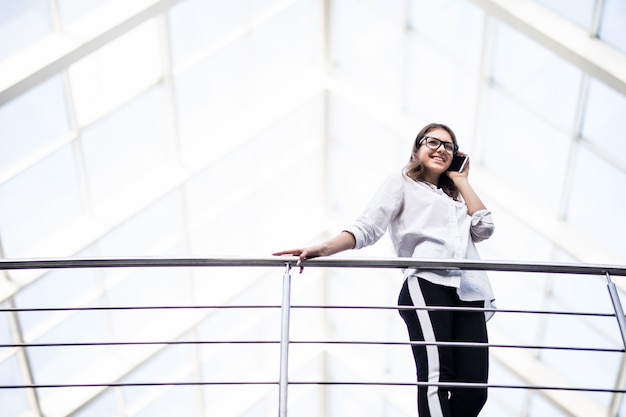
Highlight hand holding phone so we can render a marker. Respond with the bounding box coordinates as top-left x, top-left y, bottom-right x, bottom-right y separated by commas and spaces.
447, 155, 469, 172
